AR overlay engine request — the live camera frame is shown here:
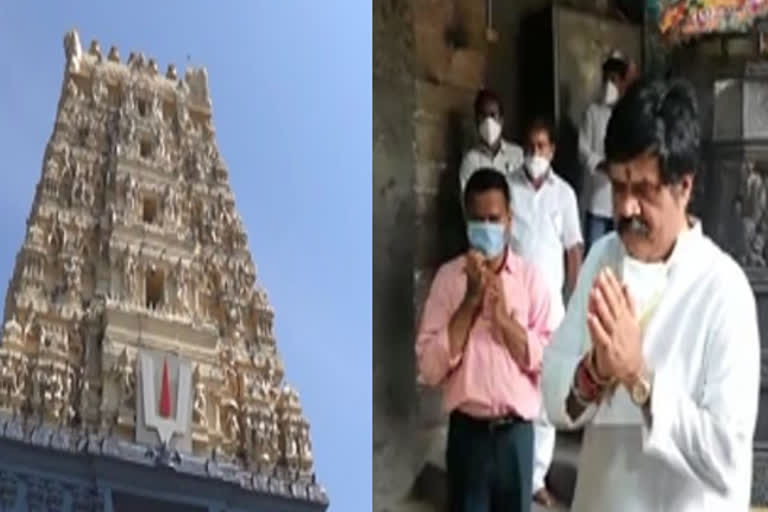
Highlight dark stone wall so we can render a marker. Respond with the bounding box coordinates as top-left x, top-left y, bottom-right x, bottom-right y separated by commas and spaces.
373, 0, 420, 508
373, 2, 616, 509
